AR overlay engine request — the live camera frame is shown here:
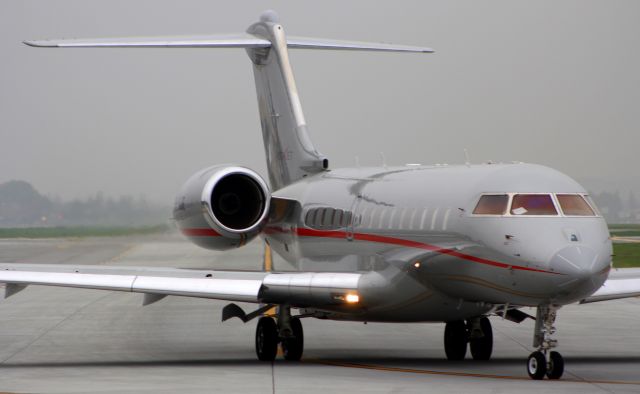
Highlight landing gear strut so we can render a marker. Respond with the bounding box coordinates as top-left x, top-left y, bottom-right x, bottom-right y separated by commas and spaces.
444, 317, 493, 361
254, 305, 304, 362
527, 305, 564, 380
